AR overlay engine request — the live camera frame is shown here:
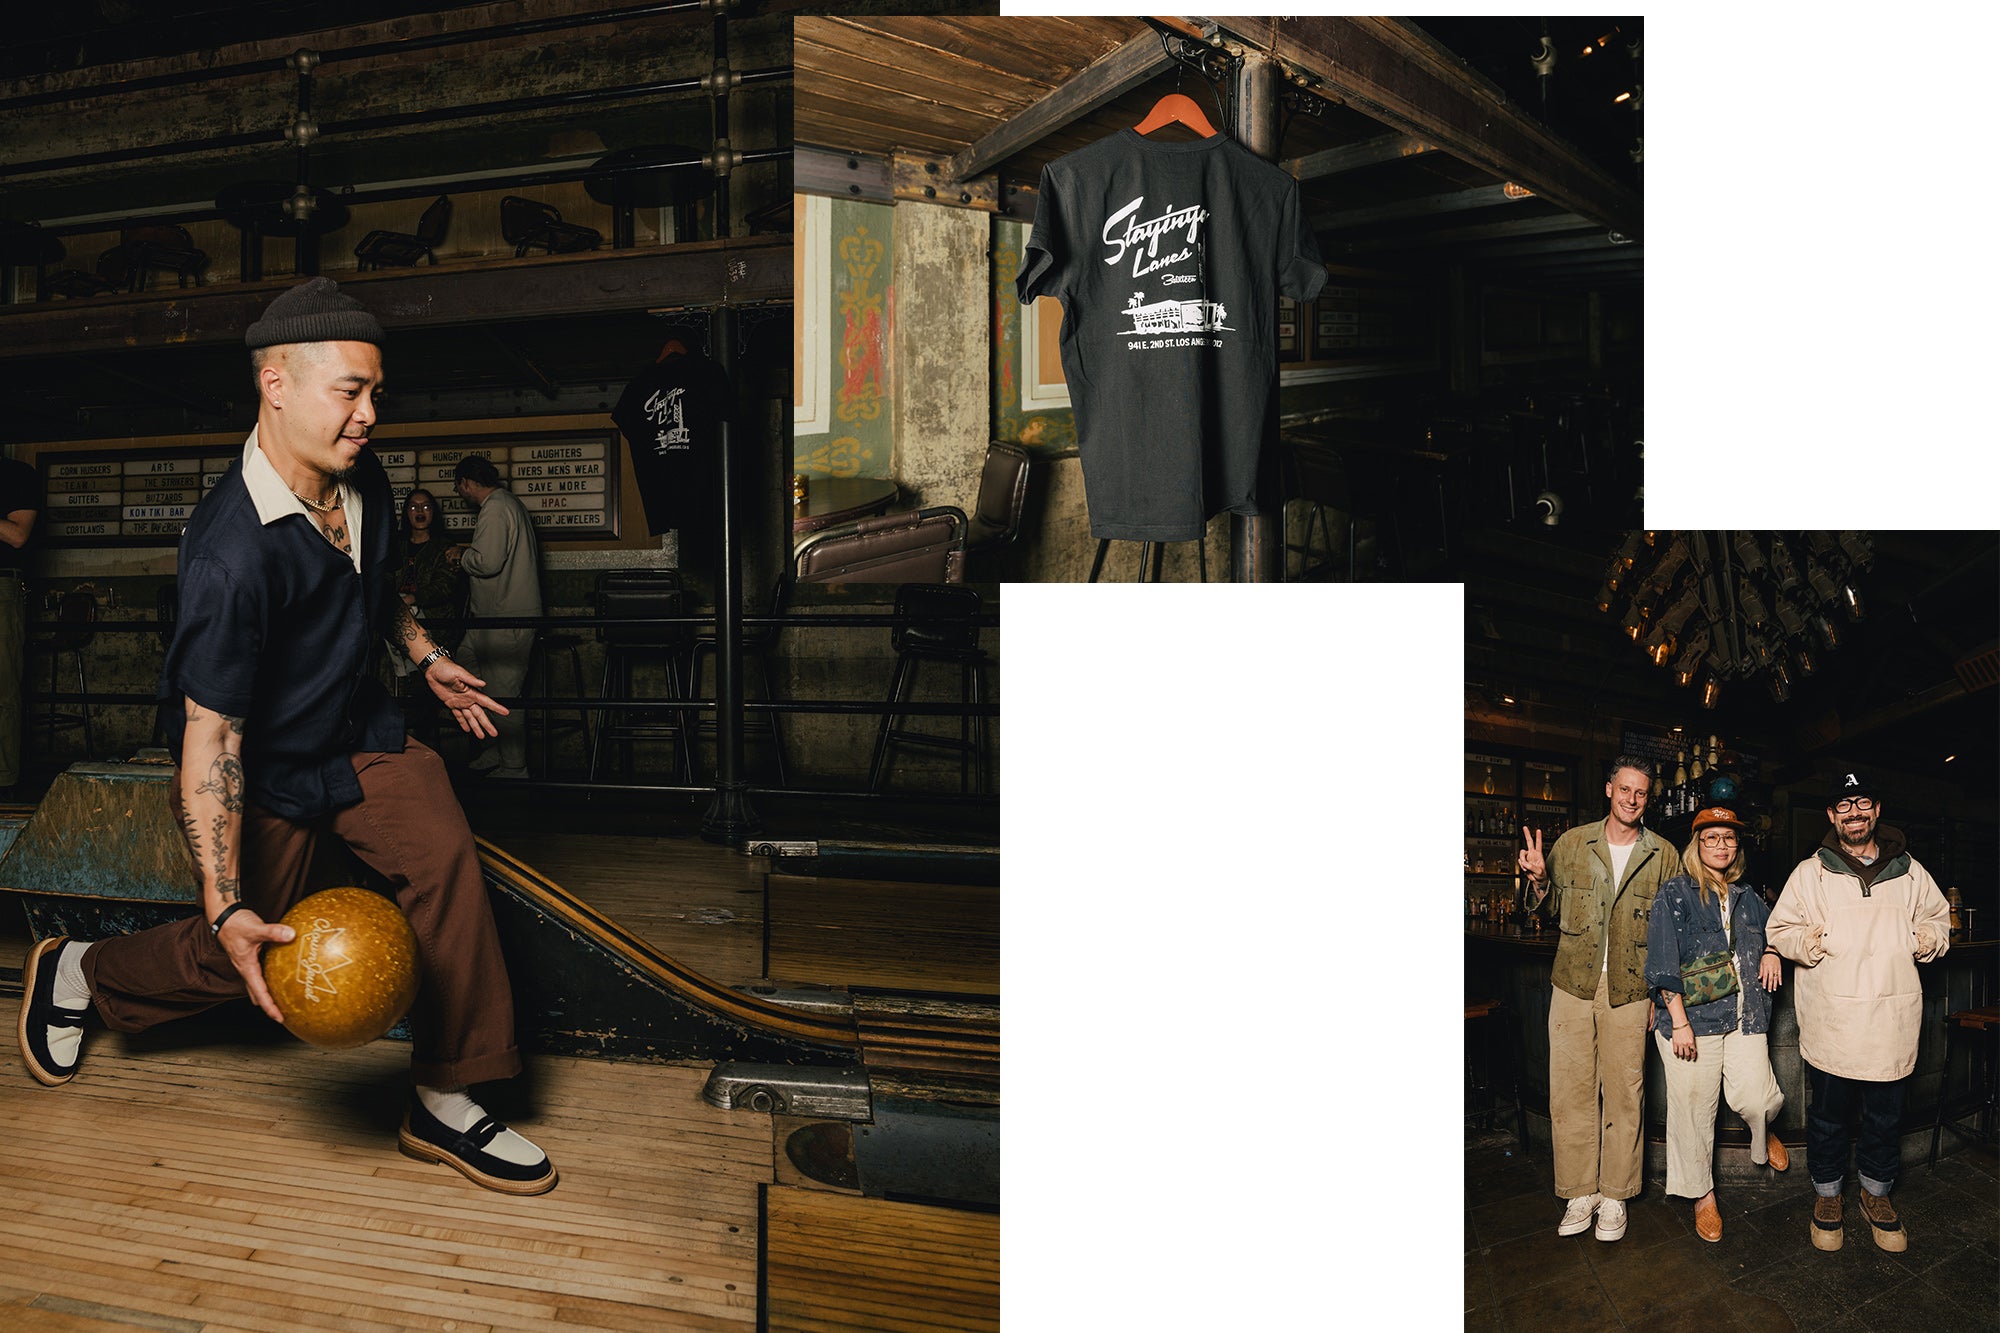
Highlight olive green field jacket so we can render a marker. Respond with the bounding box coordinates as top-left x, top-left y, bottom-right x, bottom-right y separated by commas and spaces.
1540, 820, 1676, 1007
